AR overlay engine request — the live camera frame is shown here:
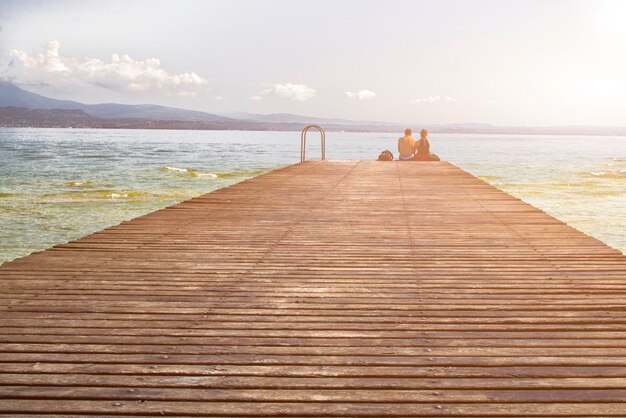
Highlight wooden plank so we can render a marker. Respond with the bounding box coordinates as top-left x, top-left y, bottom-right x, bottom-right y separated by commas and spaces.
3, 399, 626, 416
1, 160, 626, 416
